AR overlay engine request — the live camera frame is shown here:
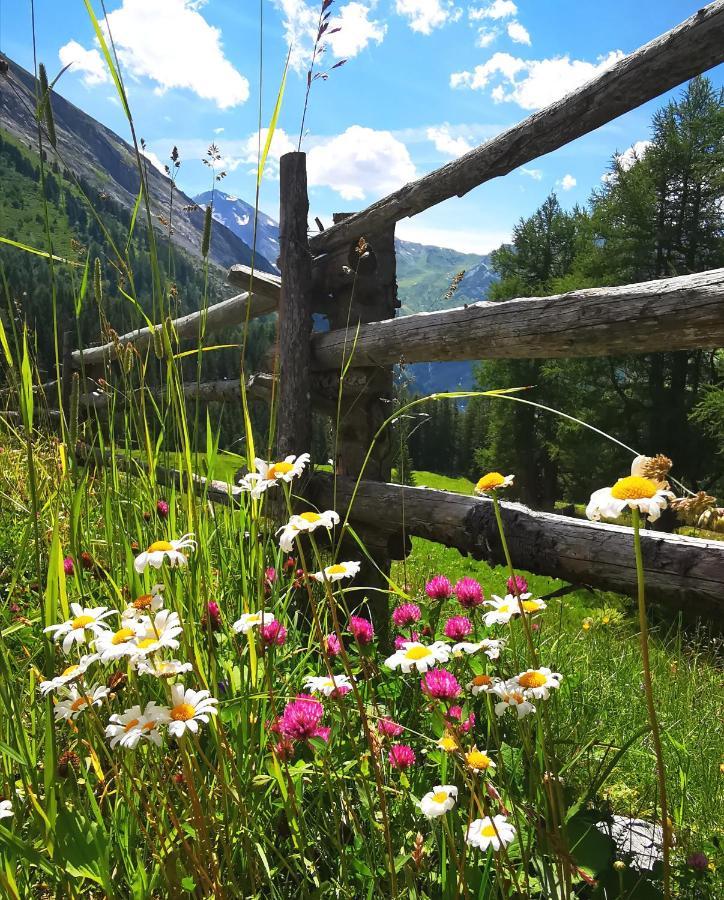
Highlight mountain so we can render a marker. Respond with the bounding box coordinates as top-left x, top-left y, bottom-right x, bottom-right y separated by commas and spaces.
194, 191, 280, 271
394, 238, 496, 315
394, 238, 497, 394
0, 57, 274, 274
